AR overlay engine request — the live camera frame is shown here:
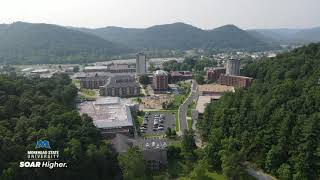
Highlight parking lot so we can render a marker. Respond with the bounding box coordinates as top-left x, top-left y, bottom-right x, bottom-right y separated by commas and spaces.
140, 112, 176, 136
